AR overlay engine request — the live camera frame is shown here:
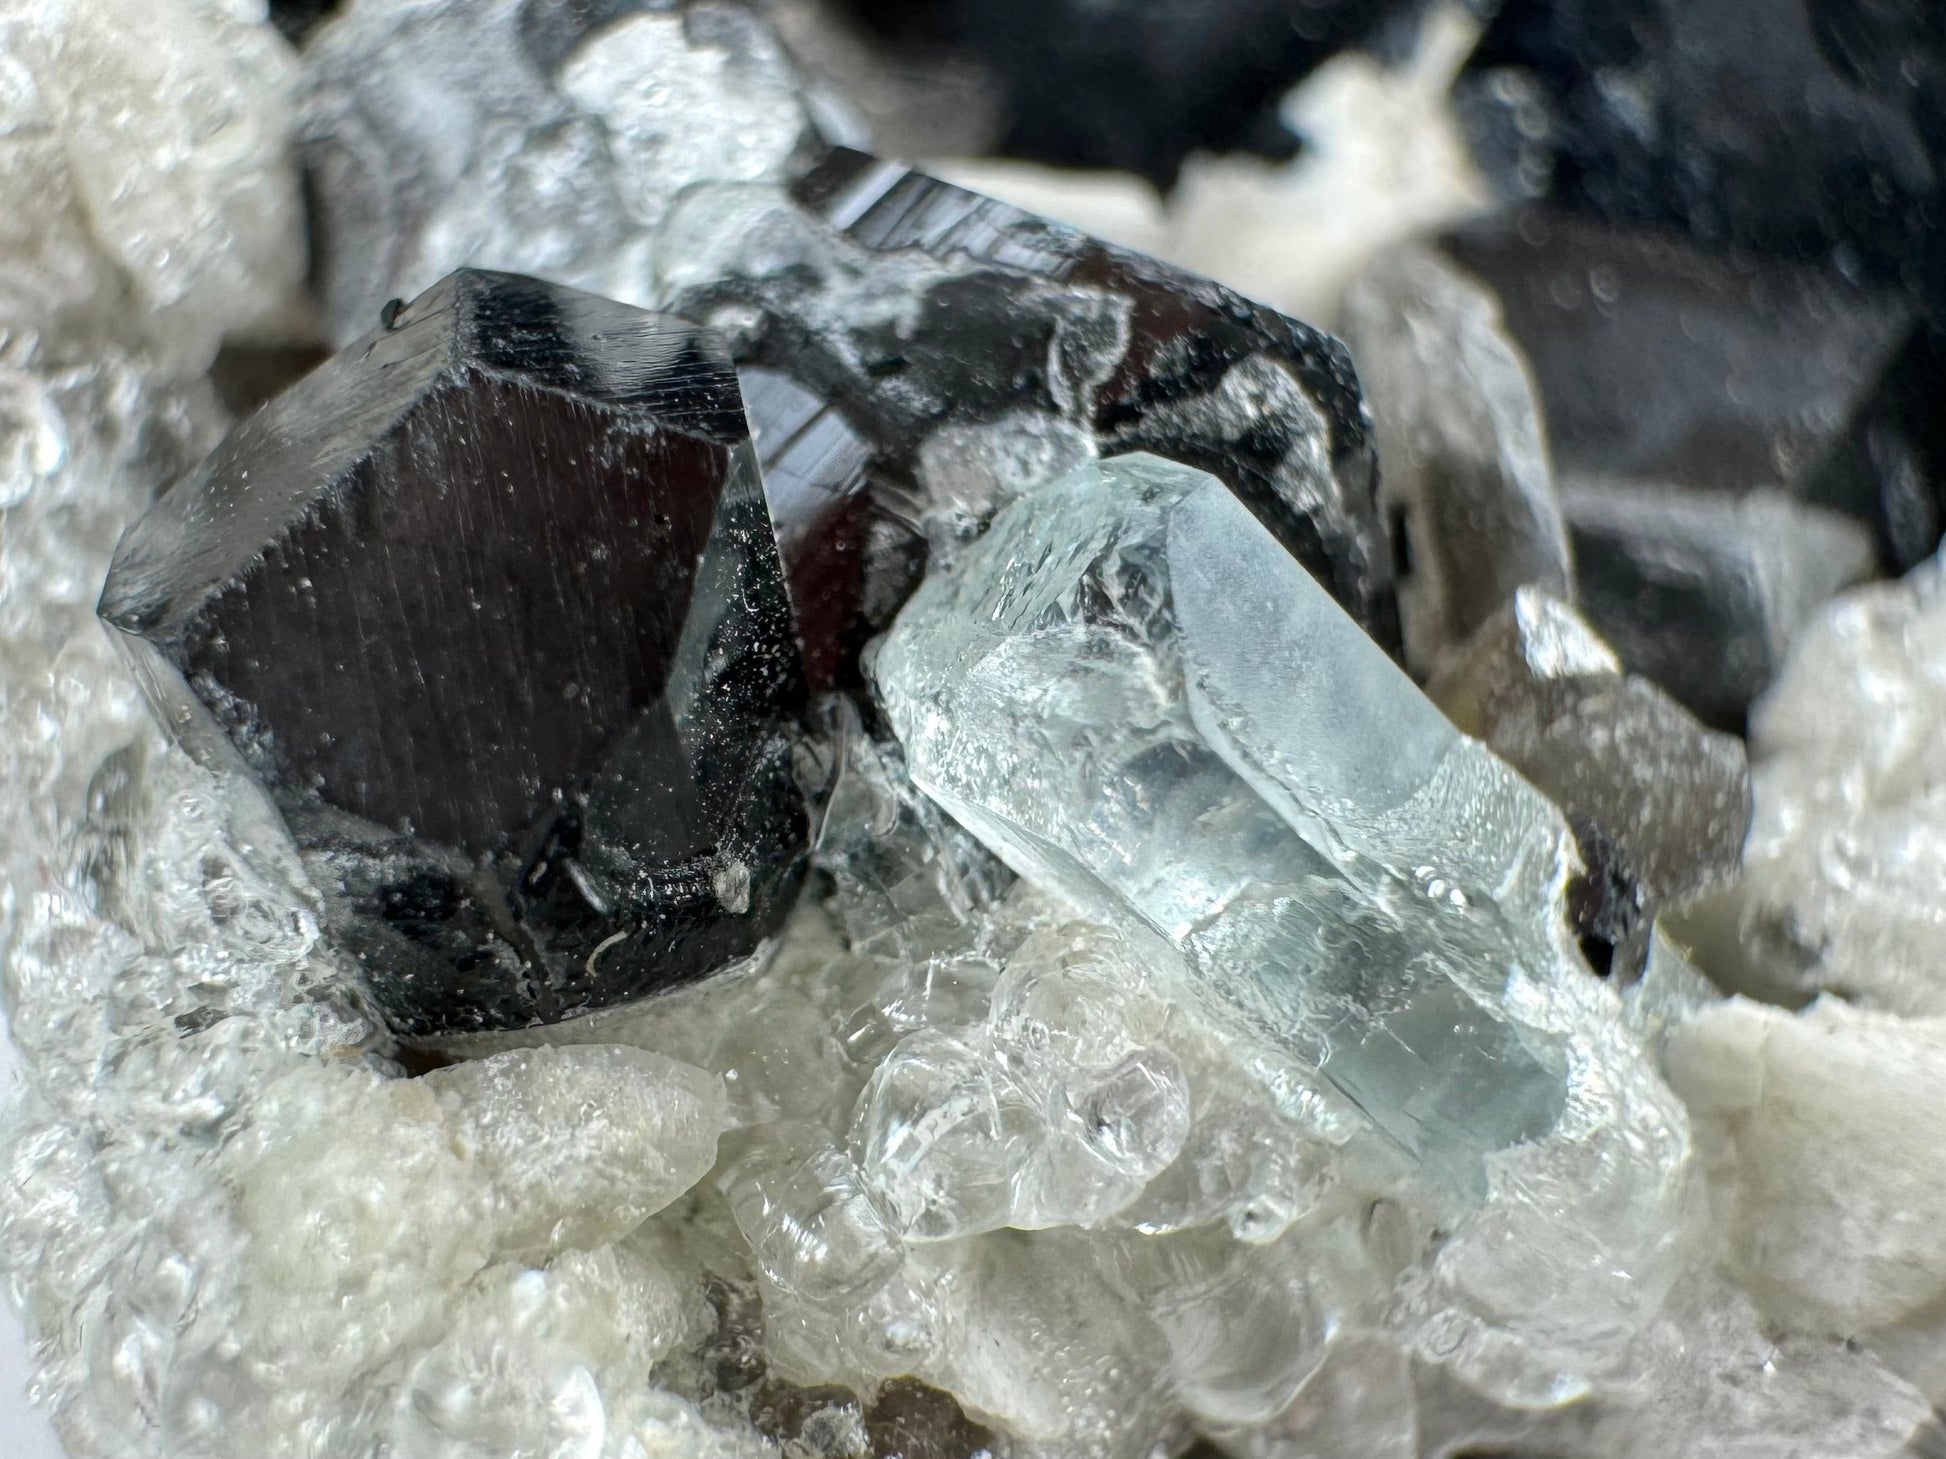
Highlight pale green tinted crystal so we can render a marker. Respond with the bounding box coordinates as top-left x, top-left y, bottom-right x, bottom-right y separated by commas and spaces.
873, 453, 1574, 1185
